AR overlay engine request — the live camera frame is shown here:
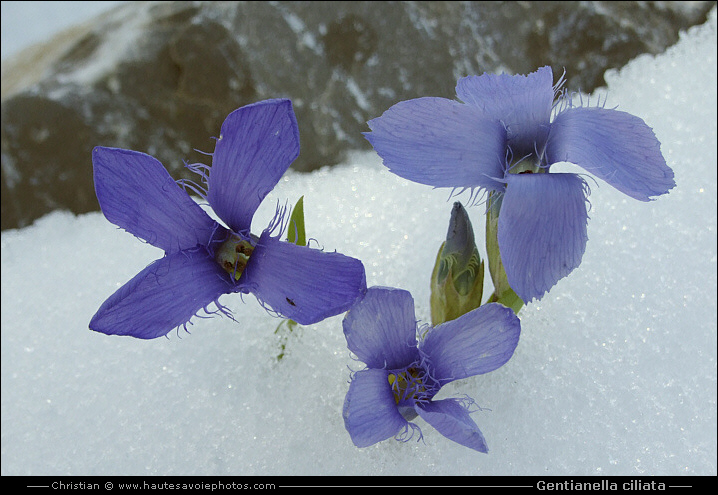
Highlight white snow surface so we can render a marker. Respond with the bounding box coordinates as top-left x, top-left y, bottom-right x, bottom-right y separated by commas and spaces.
0, 1, 127, 62
1, 7, 716, 477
